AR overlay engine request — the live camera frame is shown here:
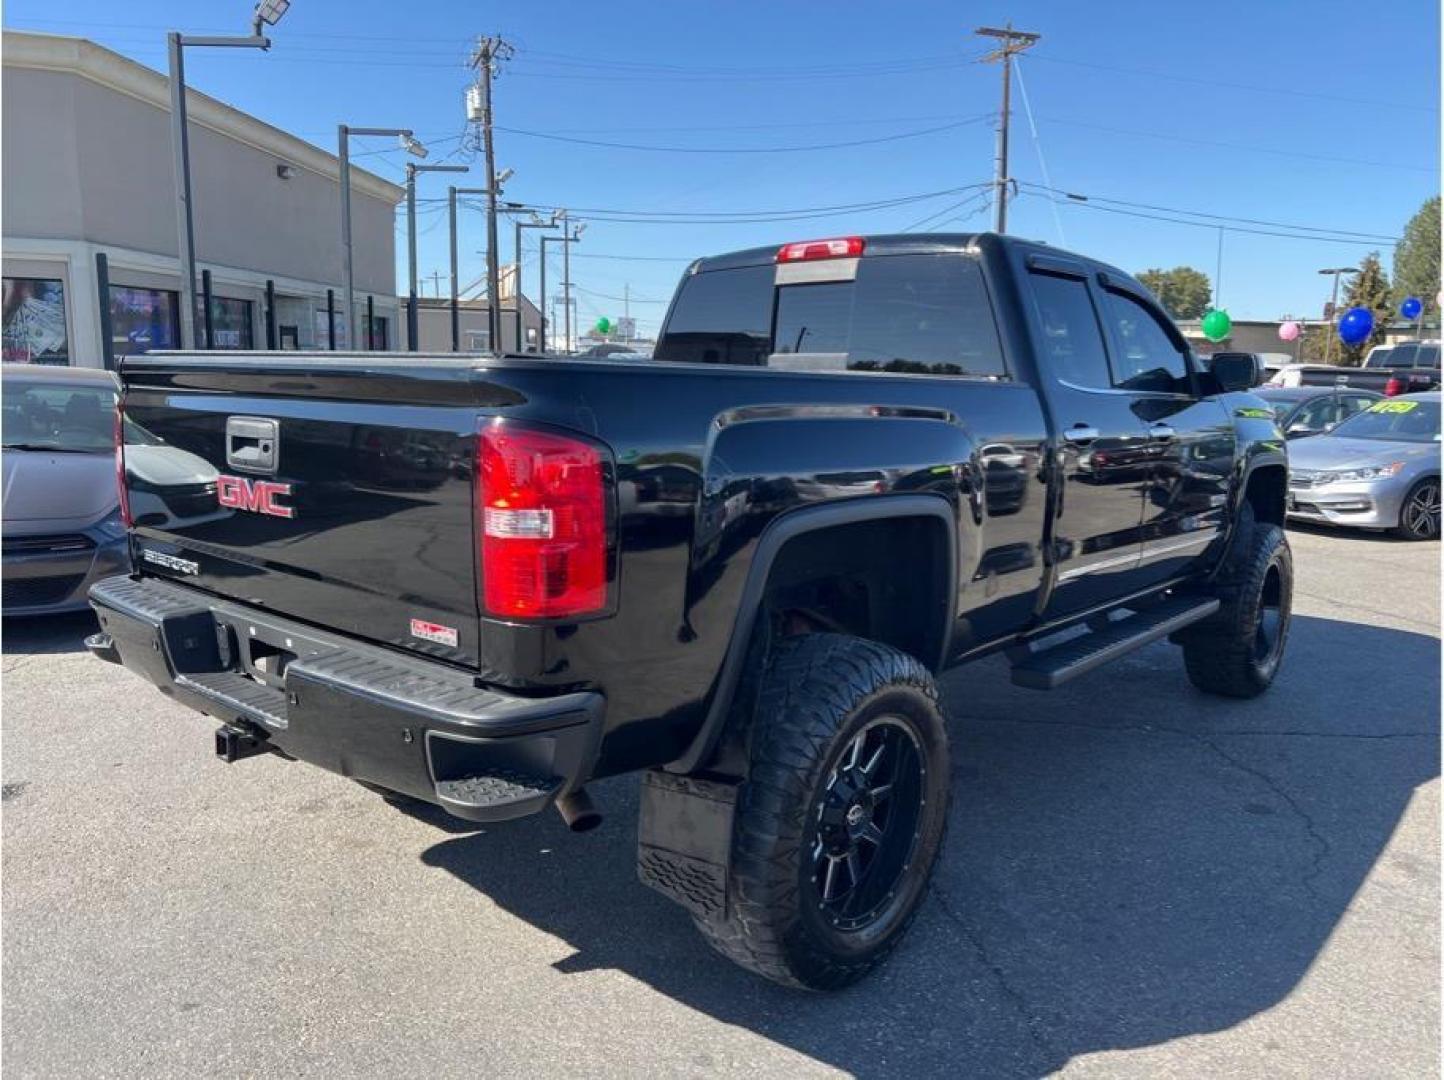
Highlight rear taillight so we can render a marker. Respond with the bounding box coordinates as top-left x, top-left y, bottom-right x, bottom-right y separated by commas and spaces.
114, 403, 132, 528
776, 236, 865, 263
1385, 376, 1403, 397
477, 421, 608, 620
